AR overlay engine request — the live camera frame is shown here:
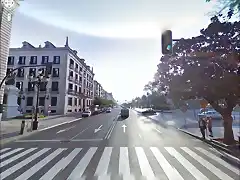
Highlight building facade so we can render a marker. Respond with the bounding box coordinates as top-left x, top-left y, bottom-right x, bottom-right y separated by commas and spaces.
94, 80, 103, 98
7, 38, 94, 115
0, 3, 17, 119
